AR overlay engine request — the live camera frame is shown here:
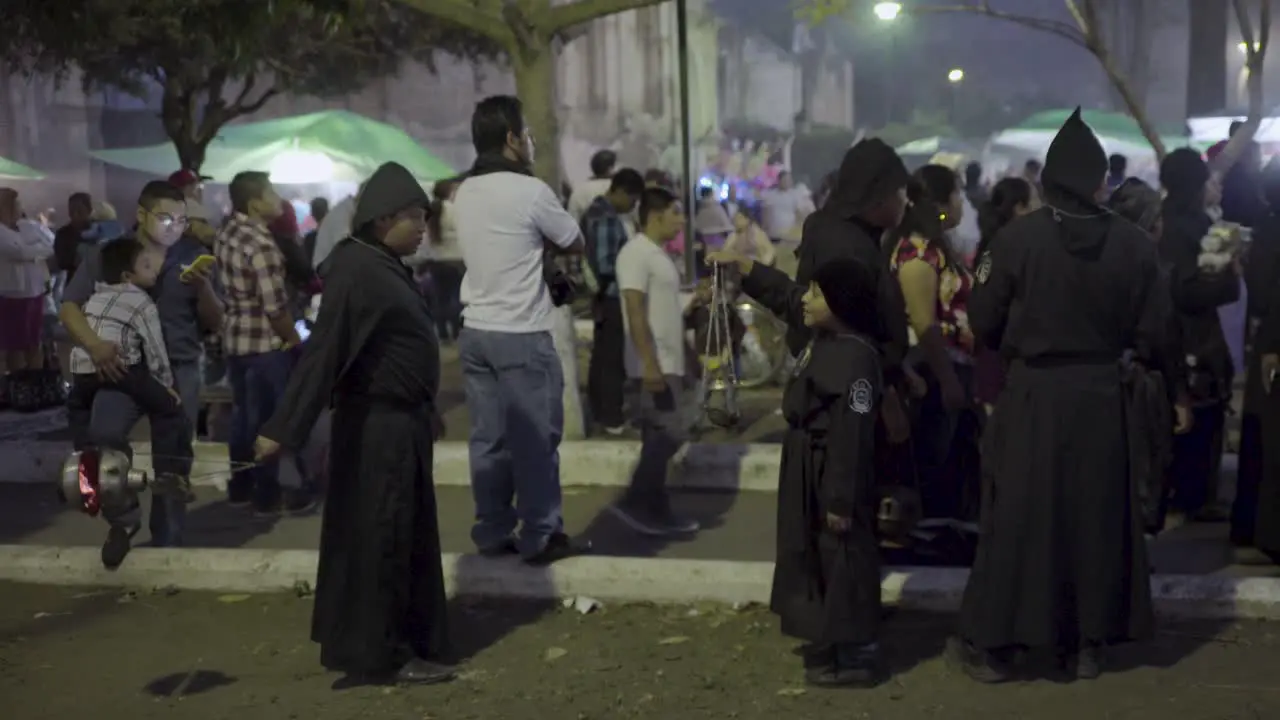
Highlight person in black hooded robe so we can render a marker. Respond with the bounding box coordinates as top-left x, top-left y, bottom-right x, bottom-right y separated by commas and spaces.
708, 247, 887, 688
951, 109, 1175, 682
254, 161, 454, 686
